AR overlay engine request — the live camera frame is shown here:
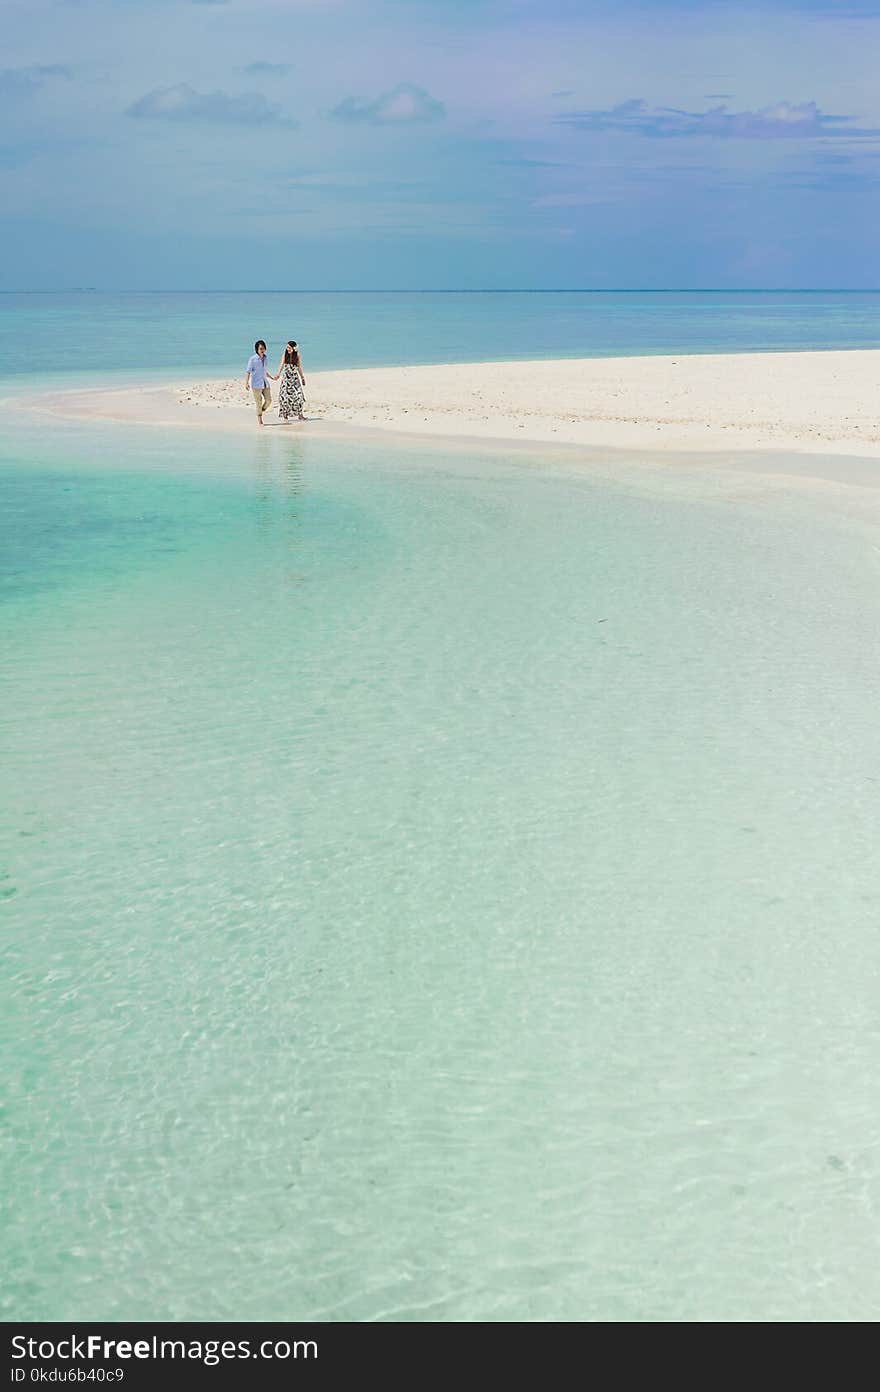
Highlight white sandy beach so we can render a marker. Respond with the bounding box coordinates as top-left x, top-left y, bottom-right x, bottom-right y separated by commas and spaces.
26, 348, 880, 464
